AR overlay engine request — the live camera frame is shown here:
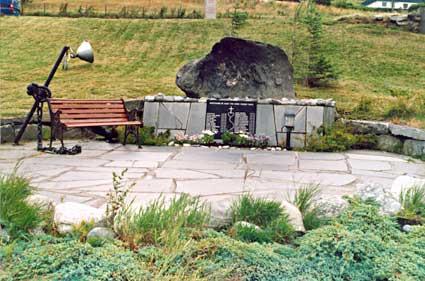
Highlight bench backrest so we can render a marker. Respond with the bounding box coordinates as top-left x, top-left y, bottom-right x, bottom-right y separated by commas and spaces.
48, 99, 129, 125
